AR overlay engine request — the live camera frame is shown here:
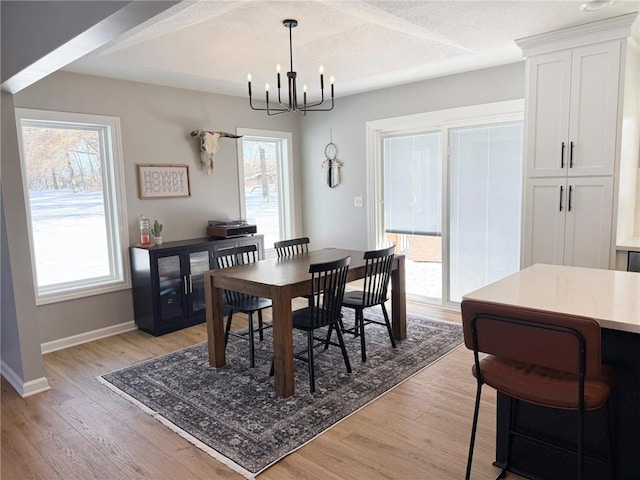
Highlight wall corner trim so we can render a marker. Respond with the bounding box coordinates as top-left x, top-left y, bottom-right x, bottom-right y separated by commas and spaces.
41, 320, 137, 355
1, 362, 50, 397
